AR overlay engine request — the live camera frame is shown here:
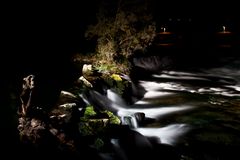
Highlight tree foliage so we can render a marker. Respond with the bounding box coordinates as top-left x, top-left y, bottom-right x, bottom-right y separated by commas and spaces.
85, 0, 156, 73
